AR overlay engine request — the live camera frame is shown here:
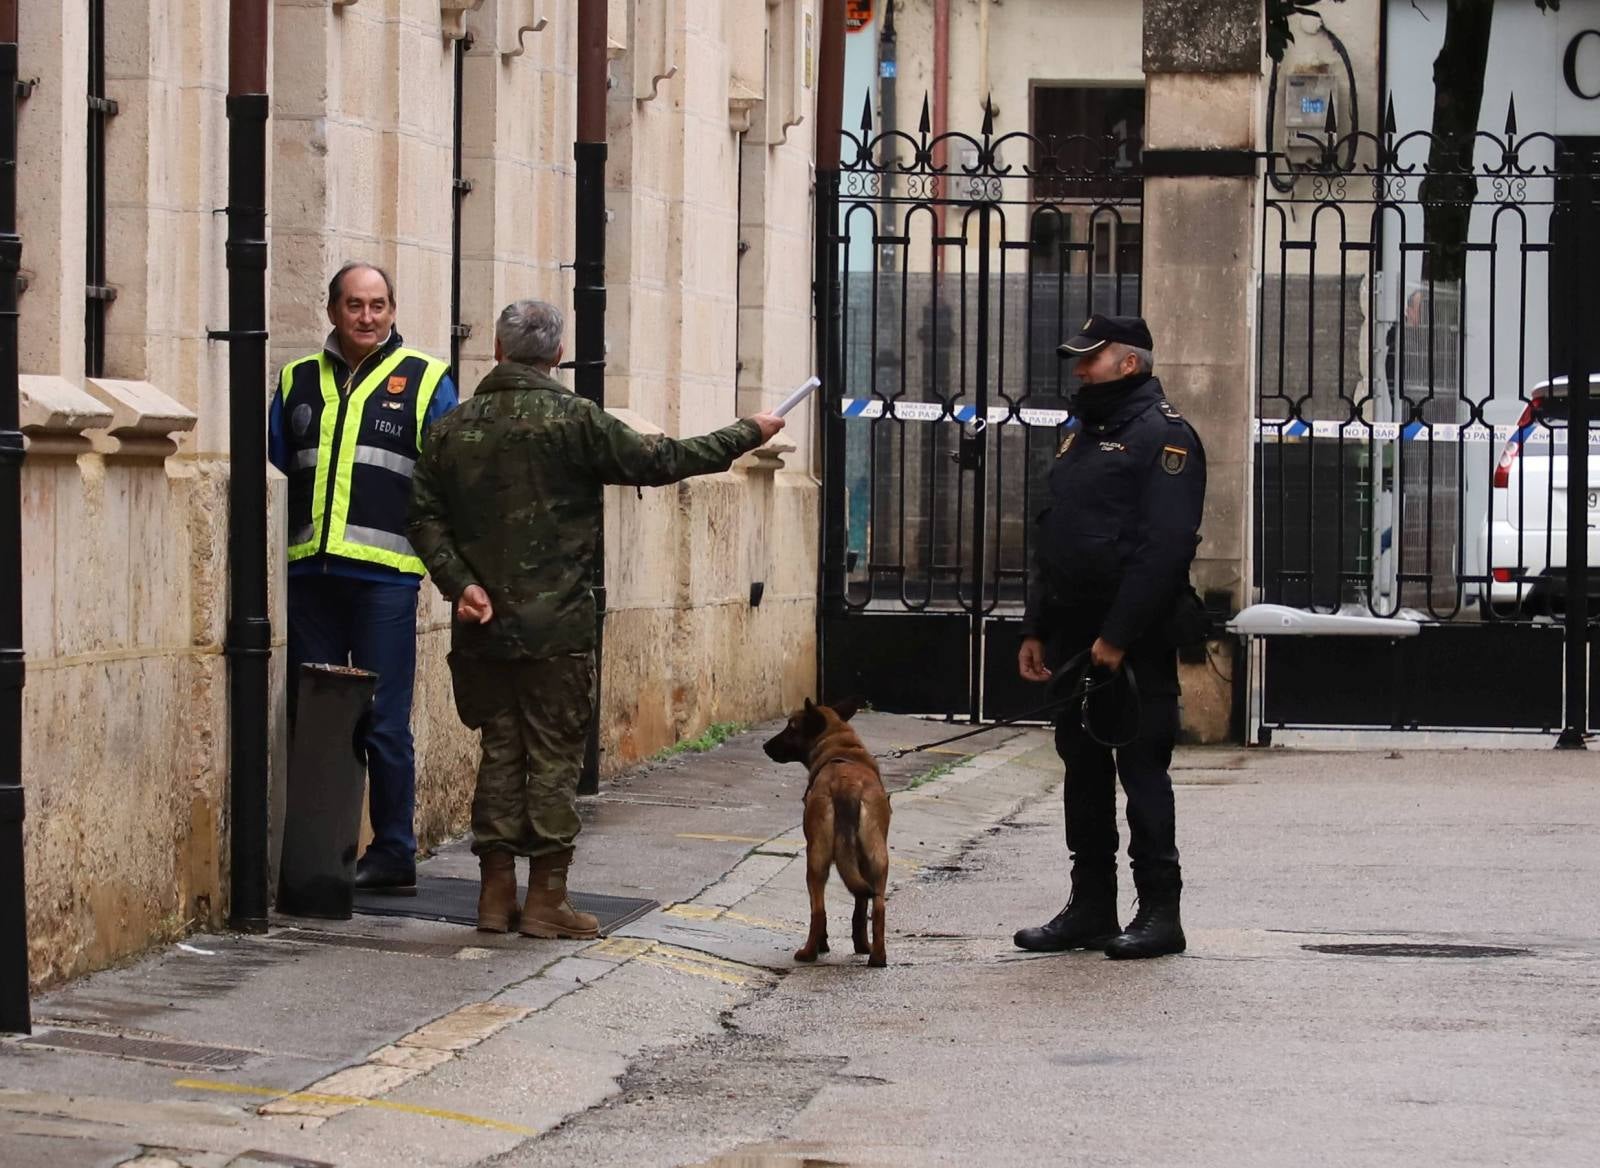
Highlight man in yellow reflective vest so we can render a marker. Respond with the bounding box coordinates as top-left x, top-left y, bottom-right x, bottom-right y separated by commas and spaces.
268, 261, 459, 894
